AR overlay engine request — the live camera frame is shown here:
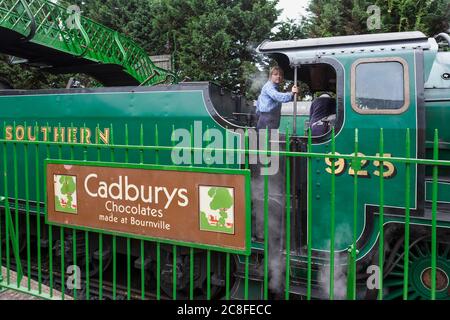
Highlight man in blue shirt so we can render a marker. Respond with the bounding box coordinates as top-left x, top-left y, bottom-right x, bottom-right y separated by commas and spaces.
256, 66, 298, 130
